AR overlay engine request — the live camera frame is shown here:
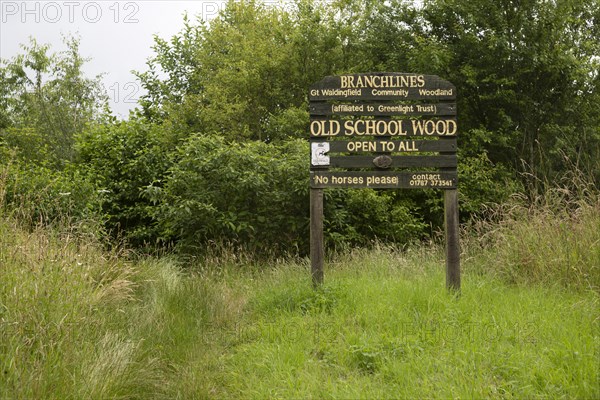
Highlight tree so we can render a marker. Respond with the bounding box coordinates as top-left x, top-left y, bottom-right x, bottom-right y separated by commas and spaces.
135, 0, 354, 142
0, 36, 109, 167
127, 0, 599, 253
419, 0, 600, 184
